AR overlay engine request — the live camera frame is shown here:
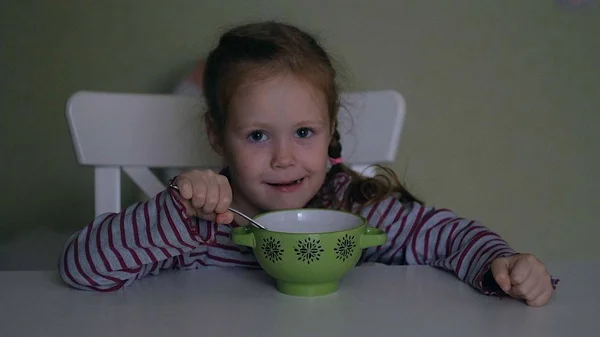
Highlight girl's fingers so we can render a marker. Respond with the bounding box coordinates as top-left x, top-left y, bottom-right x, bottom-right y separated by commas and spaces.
216, 212, 234, 224
172, 170, 233, 221
509, 274, 538, 298
190, 178, 207, 210
202, 173, 220, 214
214, 174, 233, 214
176, 177, 194, 200
527, 287, 553, 307
508, 258, 533, 286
